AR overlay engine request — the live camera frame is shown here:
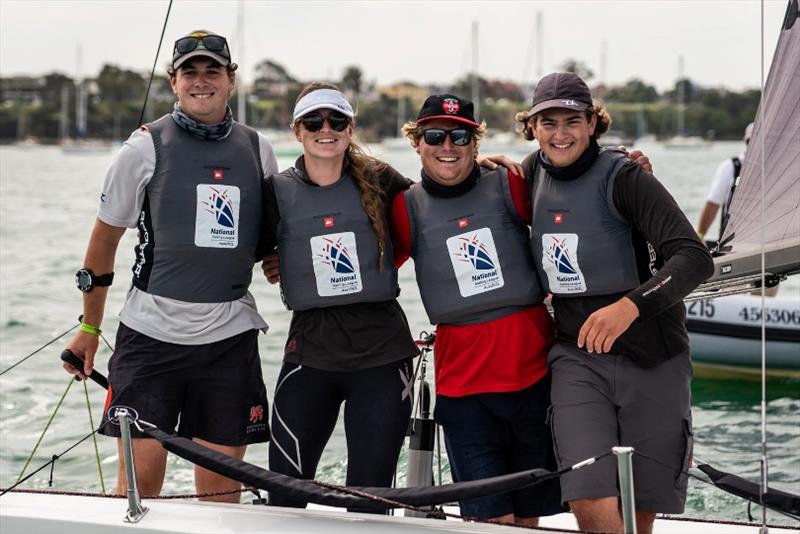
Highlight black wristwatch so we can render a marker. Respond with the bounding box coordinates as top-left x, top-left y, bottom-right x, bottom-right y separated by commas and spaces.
75, 268, 114, 293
